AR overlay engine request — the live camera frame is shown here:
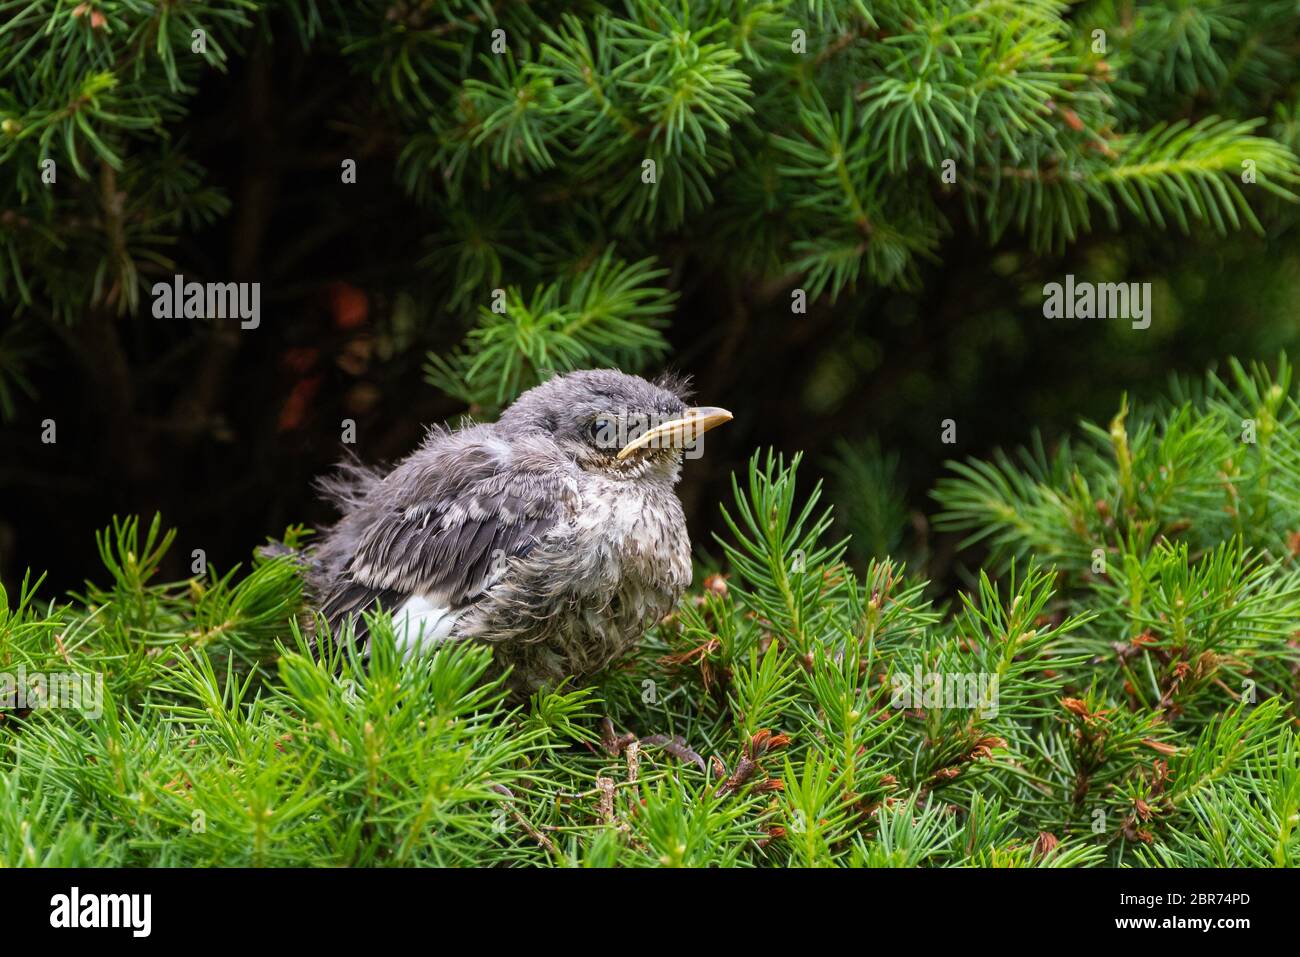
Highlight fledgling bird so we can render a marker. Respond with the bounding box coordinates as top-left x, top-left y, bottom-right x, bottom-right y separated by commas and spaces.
306, 369, 732, 698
